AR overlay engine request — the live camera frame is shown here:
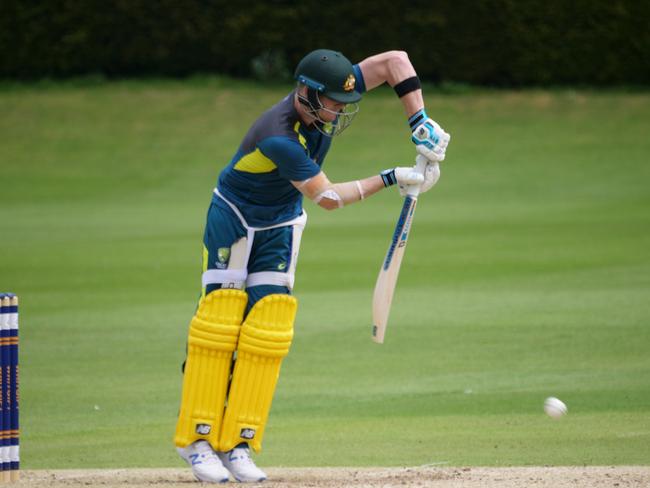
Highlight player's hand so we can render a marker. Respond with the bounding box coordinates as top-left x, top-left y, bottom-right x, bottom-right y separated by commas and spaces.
394, 166, 425, 186
411, 118, 450, 162
381, 166, 424, 189
398, 161, 440, 196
